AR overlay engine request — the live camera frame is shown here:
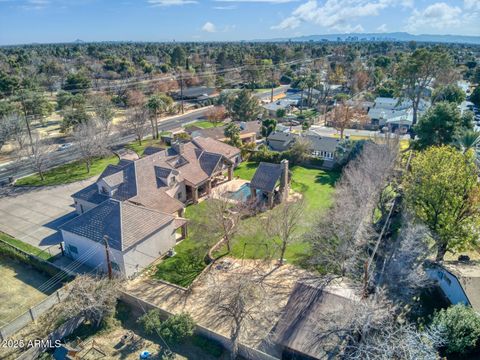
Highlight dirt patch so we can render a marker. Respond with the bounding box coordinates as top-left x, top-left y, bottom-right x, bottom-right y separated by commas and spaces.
126, 258, 305, 348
